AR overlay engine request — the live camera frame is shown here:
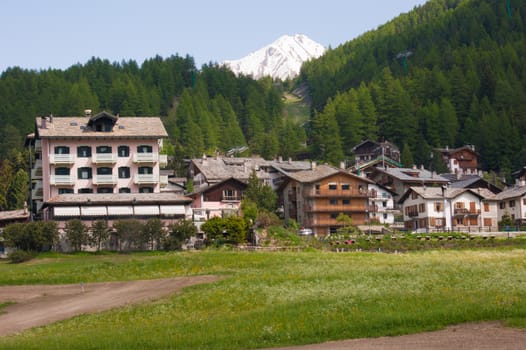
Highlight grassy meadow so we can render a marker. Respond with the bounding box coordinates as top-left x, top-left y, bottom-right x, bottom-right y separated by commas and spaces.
0, 249, 526, 349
